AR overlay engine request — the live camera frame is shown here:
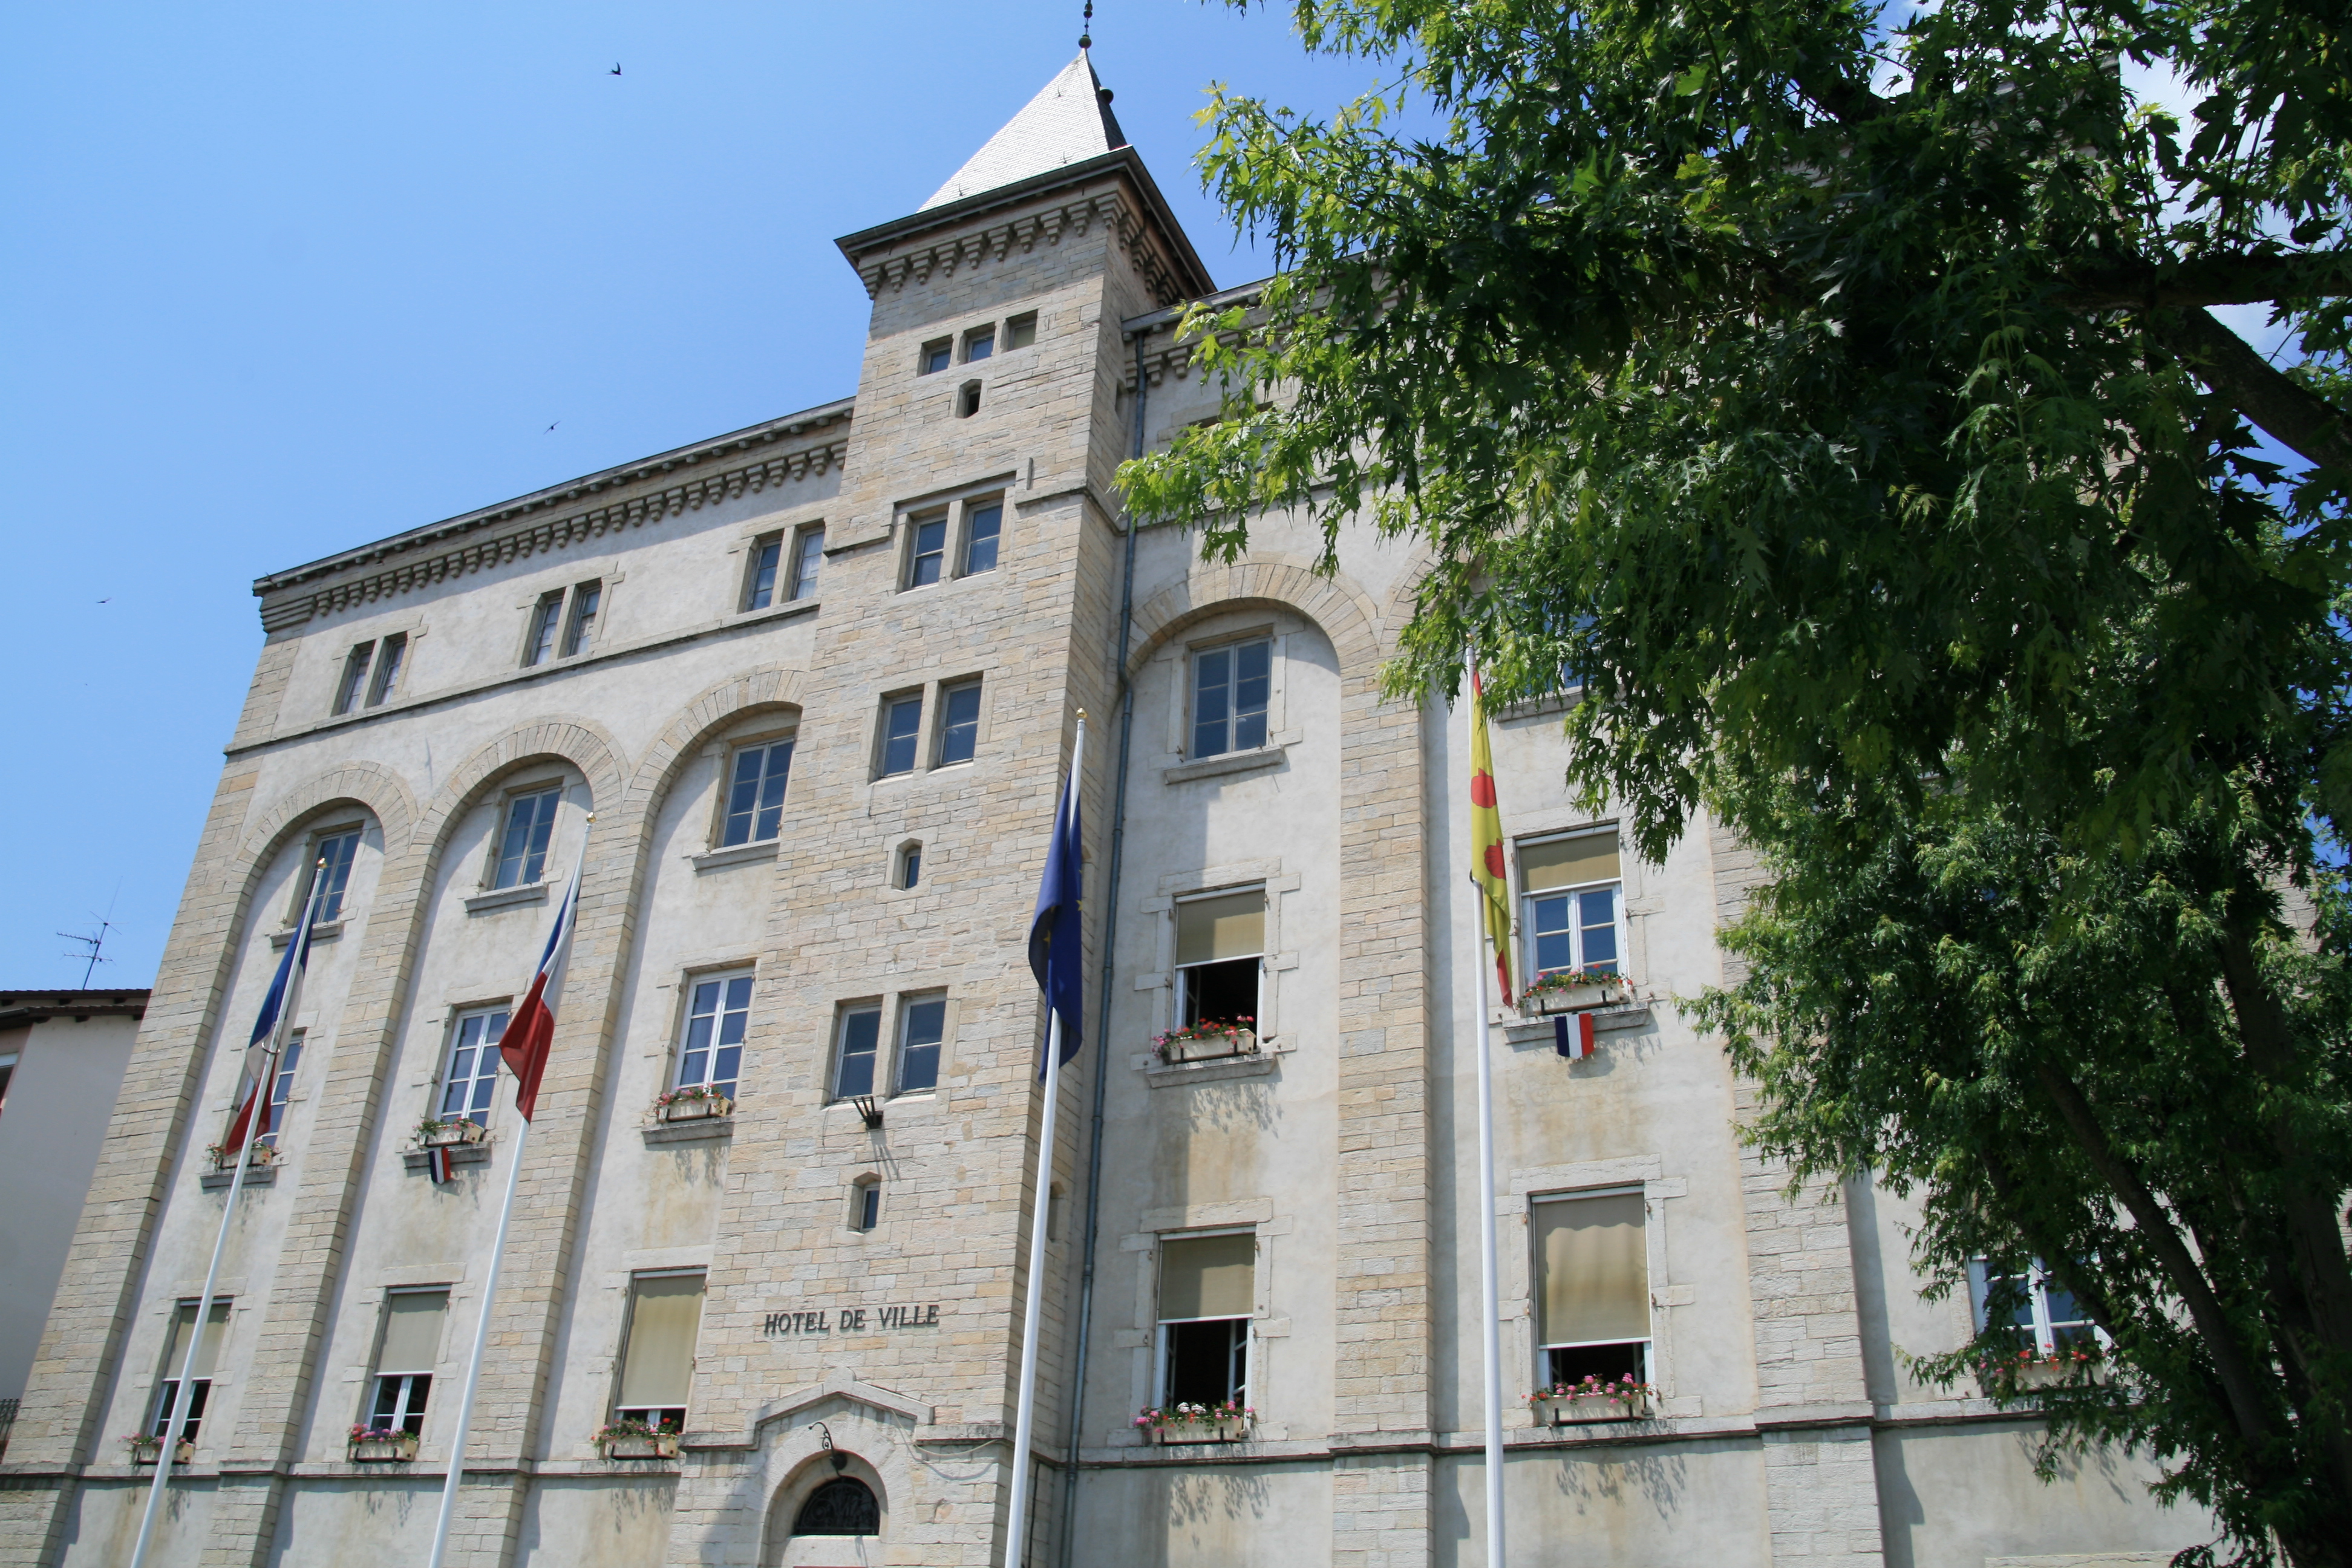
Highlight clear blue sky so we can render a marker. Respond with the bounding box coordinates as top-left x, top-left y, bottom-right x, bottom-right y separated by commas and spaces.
0, 2, 1384, 990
